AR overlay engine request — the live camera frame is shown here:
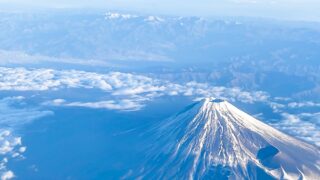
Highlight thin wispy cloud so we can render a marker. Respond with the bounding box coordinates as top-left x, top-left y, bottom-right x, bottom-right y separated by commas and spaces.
272, 112, 320, 146
0, 97, 53, 179
288, 101, 320, 108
